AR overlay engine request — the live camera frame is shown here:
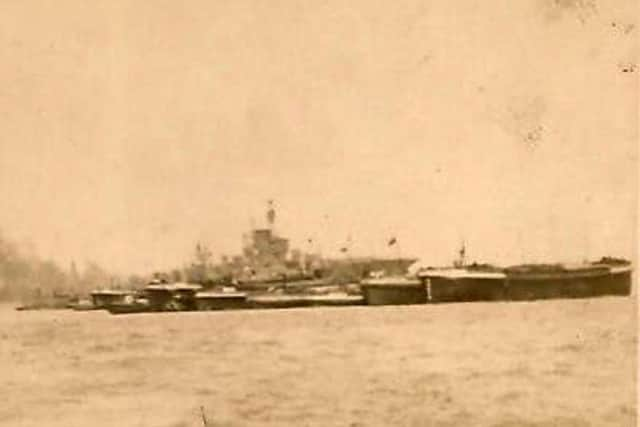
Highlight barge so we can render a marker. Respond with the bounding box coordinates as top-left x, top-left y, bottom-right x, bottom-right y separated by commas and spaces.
503, 263, 632, 301
416, 260, 632, 303
359, 278, 426, 305
417, 269, 507, 302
